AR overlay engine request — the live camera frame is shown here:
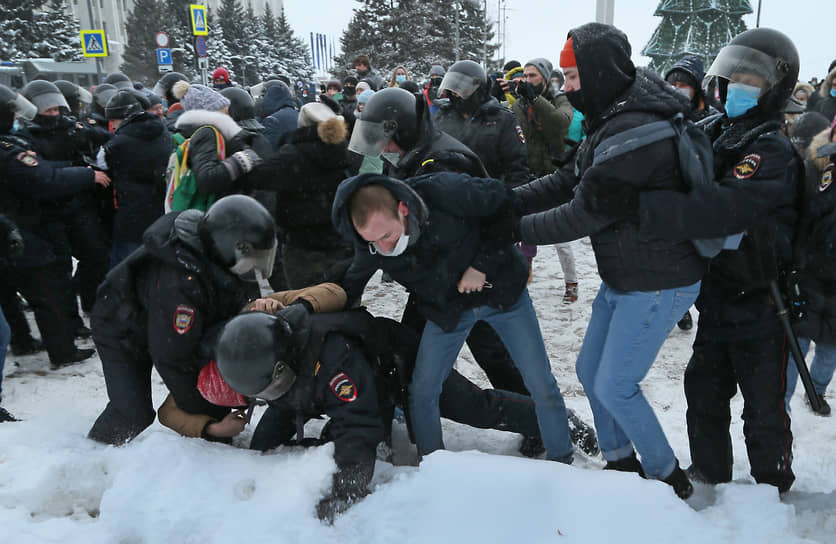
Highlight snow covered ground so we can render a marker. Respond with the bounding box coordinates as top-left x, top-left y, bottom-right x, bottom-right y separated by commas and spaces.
1, 240, 834, 543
